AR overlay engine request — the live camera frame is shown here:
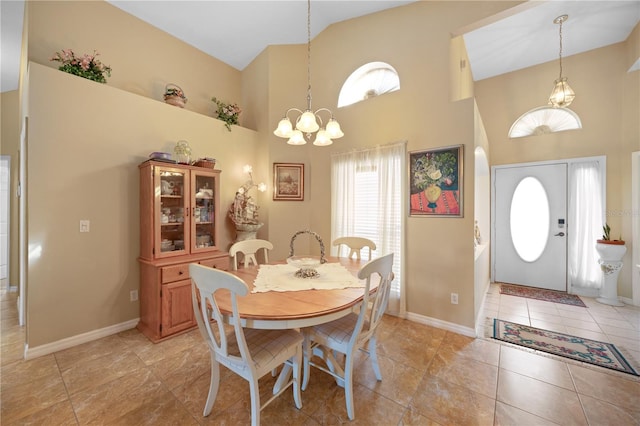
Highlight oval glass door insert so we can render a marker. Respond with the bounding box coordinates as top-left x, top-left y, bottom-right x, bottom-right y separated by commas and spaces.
510, 177, 550, 262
